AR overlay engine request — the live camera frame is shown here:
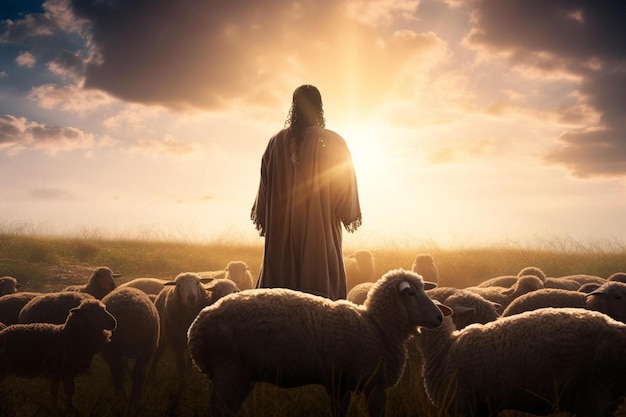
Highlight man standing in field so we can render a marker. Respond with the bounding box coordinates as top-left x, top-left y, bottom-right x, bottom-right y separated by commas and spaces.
251, 84, 362, 300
